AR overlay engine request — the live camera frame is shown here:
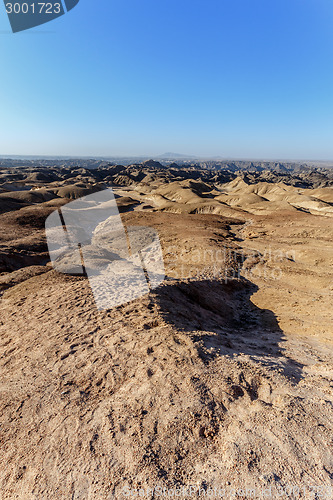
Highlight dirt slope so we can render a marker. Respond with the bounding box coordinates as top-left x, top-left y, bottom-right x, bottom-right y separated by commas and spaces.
0, 210, 332, 499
